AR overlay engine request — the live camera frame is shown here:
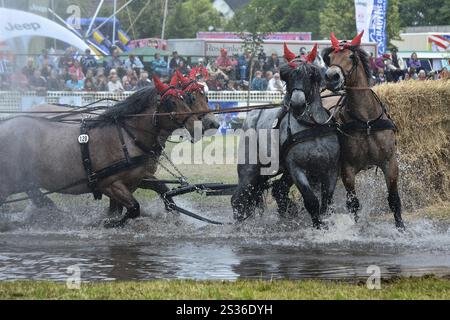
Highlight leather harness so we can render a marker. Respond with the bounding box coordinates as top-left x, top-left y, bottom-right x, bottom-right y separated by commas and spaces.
79, 119, 163, 199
